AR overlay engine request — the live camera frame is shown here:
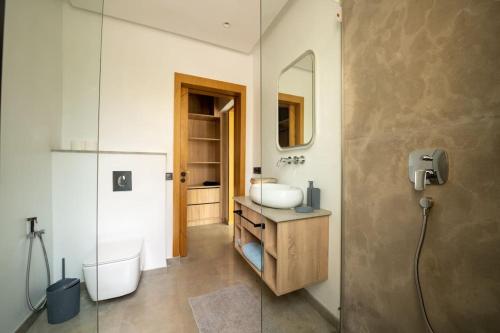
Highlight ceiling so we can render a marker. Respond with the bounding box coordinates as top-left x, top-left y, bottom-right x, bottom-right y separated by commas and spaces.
70, 0, 289, 54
